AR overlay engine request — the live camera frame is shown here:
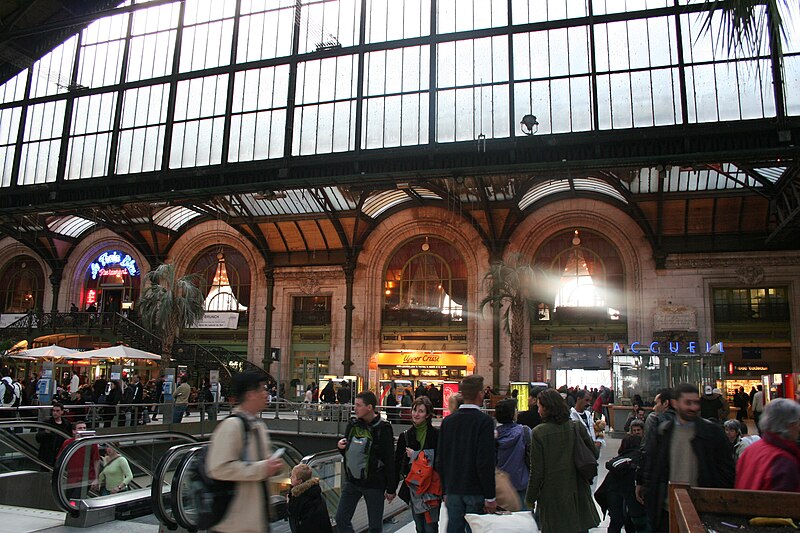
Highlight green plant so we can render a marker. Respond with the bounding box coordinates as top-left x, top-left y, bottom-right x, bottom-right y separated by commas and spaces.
699, 0, 791, 58
139, 263, 204, 370
480, 254, 549, 382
